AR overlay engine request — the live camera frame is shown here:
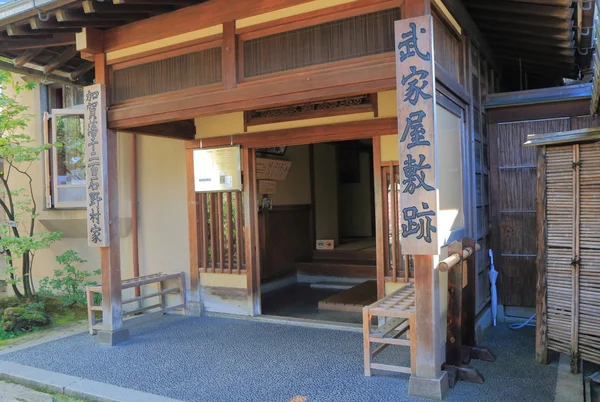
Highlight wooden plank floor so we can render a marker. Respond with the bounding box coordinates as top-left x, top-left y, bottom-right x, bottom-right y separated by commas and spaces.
318, 280, 378, 312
